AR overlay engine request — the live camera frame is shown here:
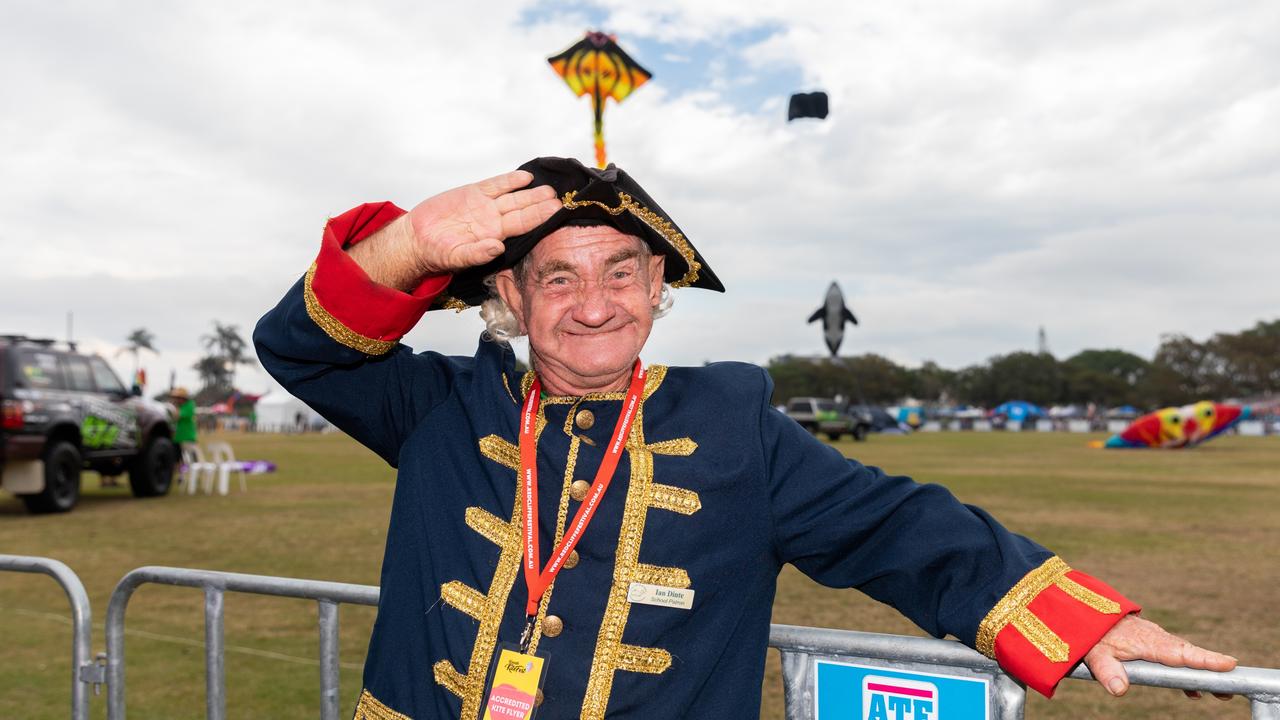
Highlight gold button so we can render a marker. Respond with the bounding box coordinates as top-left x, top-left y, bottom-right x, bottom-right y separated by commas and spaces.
564, 550, 579, 569
535, 689, 544, 707
574, 409, 595, 430
543, 615, 564, 637
569, 480, 591, 502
